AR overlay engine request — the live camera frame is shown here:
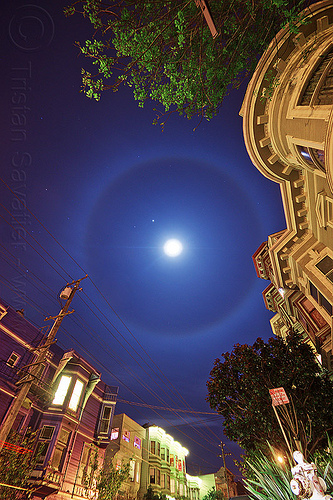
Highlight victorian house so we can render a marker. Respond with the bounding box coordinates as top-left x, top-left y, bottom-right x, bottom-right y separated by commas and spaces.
0, 297, 117, 499
241, 0, 333, 369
